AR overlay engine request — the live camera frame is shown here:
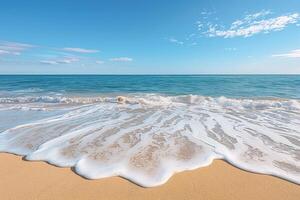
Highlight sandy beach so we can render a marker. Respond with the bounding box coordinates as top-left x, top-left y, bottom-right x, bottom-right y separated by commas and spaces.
0, 153, 299, 200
